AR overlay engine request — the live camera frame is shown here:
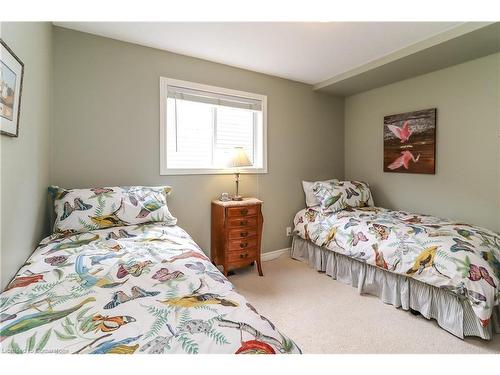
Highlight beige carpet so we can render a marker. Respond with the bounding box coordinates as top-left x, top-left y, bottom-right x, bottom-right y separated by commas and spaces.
230, 255, 500, 354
